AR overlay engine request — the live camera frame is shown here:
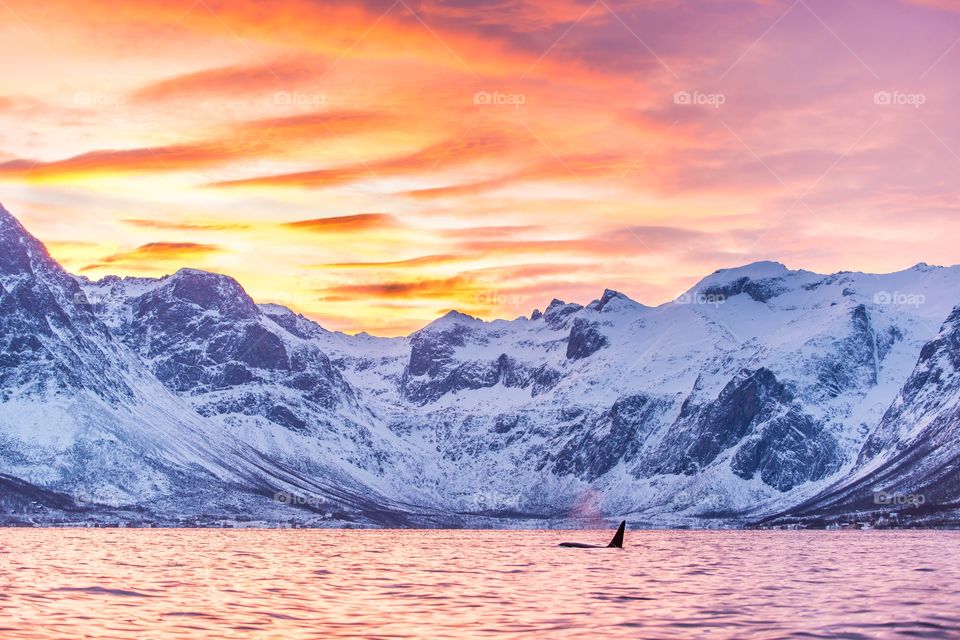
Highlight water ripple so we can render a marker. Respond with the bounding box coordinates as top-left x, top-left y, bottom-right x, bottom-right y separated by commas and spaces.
1, 529, 959, 639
